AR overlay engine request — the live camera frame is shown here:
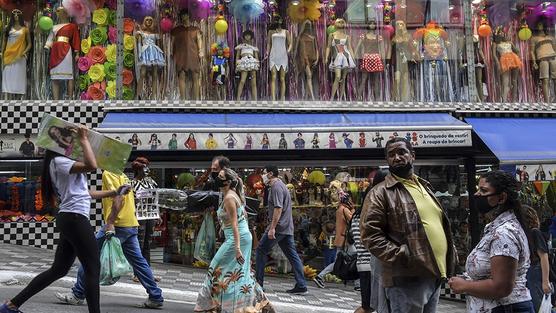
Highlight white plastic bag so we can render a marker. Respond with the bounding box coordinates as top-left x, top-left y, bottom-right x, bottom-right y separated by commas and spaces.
538, 294, 552, 313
